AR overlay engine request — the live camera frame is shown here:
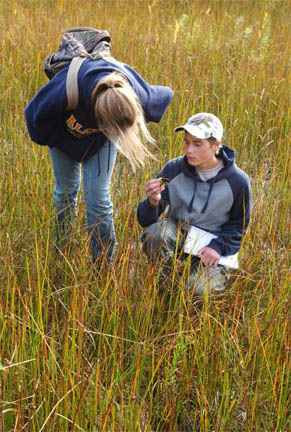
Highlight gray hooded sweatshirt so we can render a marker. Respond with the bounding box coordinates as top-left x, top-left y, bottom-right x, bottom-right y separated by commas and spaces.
137, 145, 251, 257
